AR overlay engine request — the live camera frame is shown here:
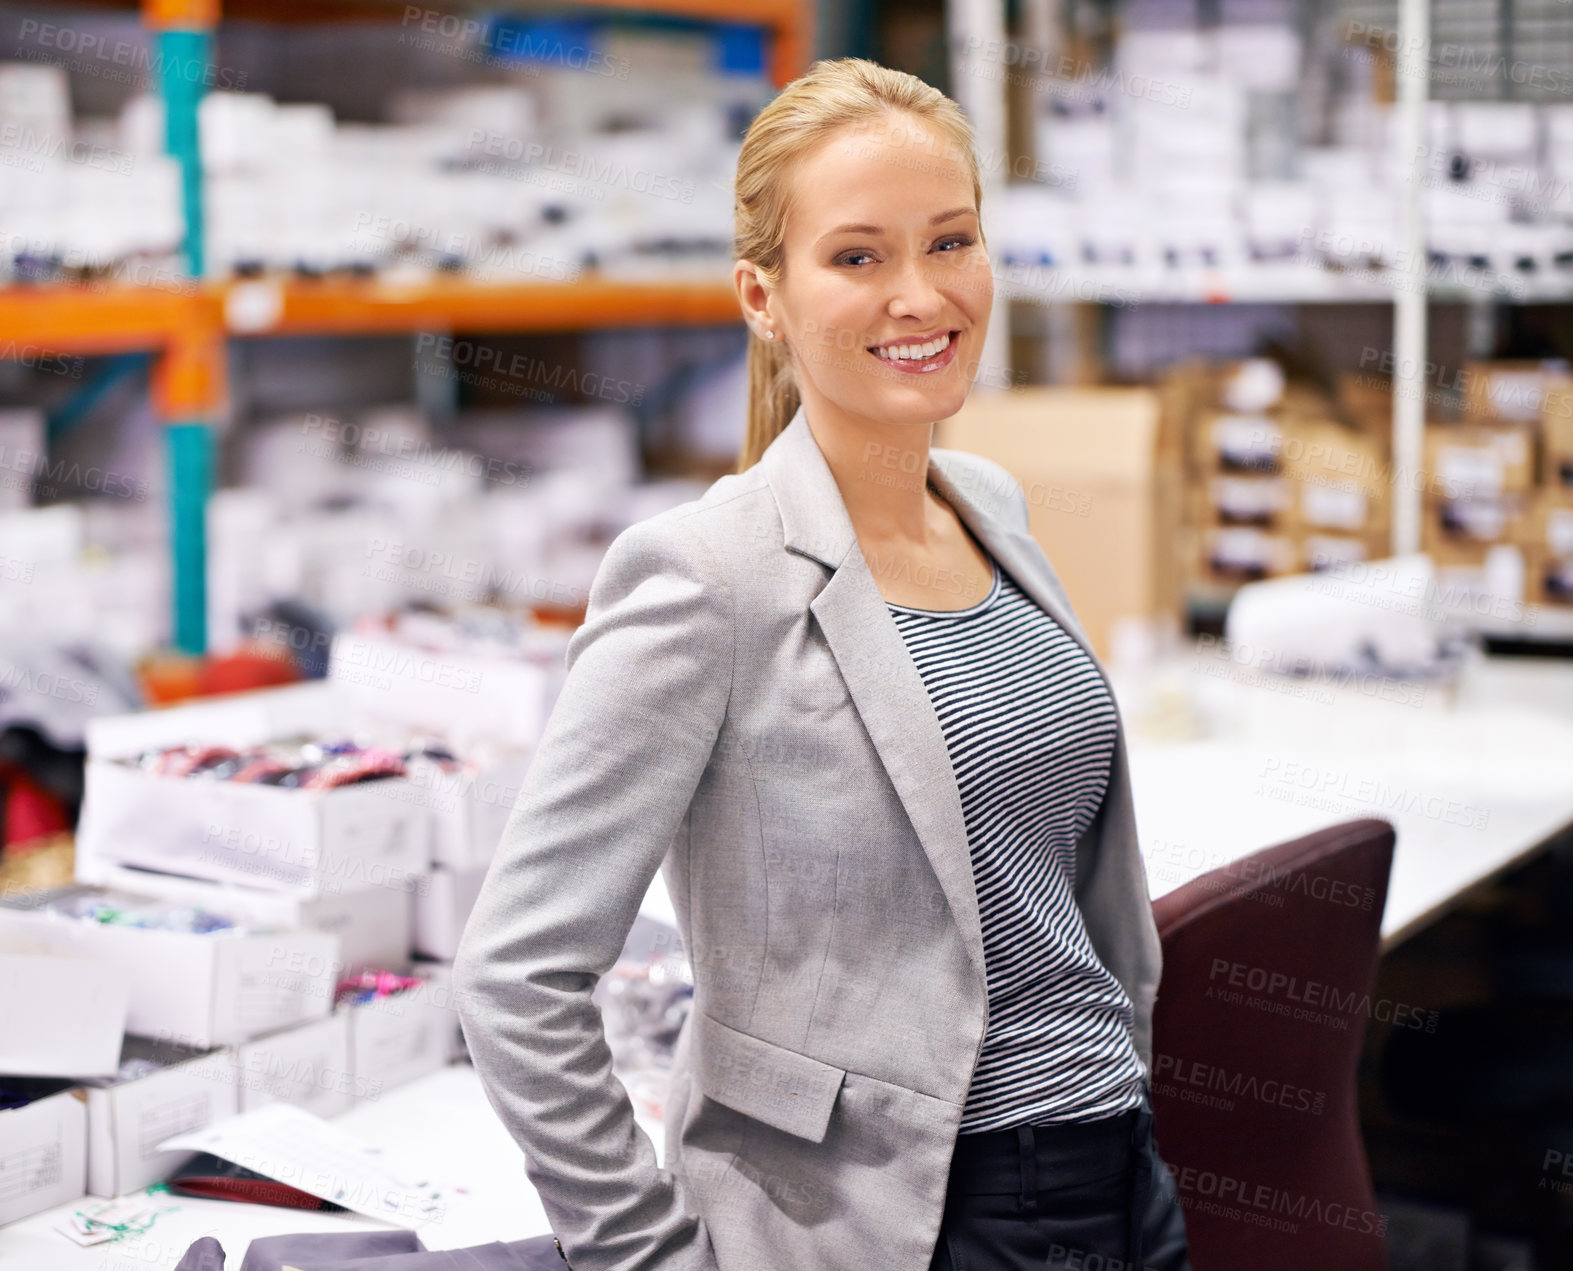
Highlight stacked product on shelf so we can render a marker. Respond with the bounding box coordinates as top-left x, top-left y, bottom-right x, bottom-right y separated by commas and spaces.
1448, 360, 1573, 612
0, 12, 776, 285
997, 11, 1573, 291
1534, 378, 1573, 606
0, 64, 185, 285
182, 47, 759, 281
1172, 358, 1390, 592
1419, 413, 1537, 607
217, 401, 702, 649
